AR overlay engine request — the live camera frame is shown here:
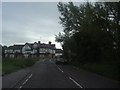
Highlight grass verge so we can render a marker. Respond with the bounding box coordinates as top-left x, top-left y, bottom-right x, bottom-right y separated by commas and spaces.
69, 61, 120, 81
2, 58, 39, 75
